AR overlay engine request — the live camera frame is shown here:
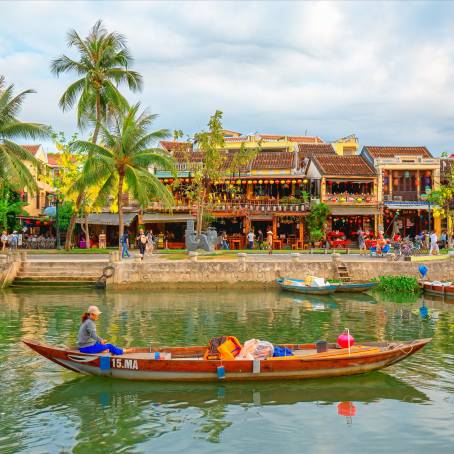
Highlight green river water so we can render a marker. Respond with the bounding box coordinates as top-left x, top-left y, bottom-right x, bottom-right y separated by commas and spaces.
0, 288, 453, 453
